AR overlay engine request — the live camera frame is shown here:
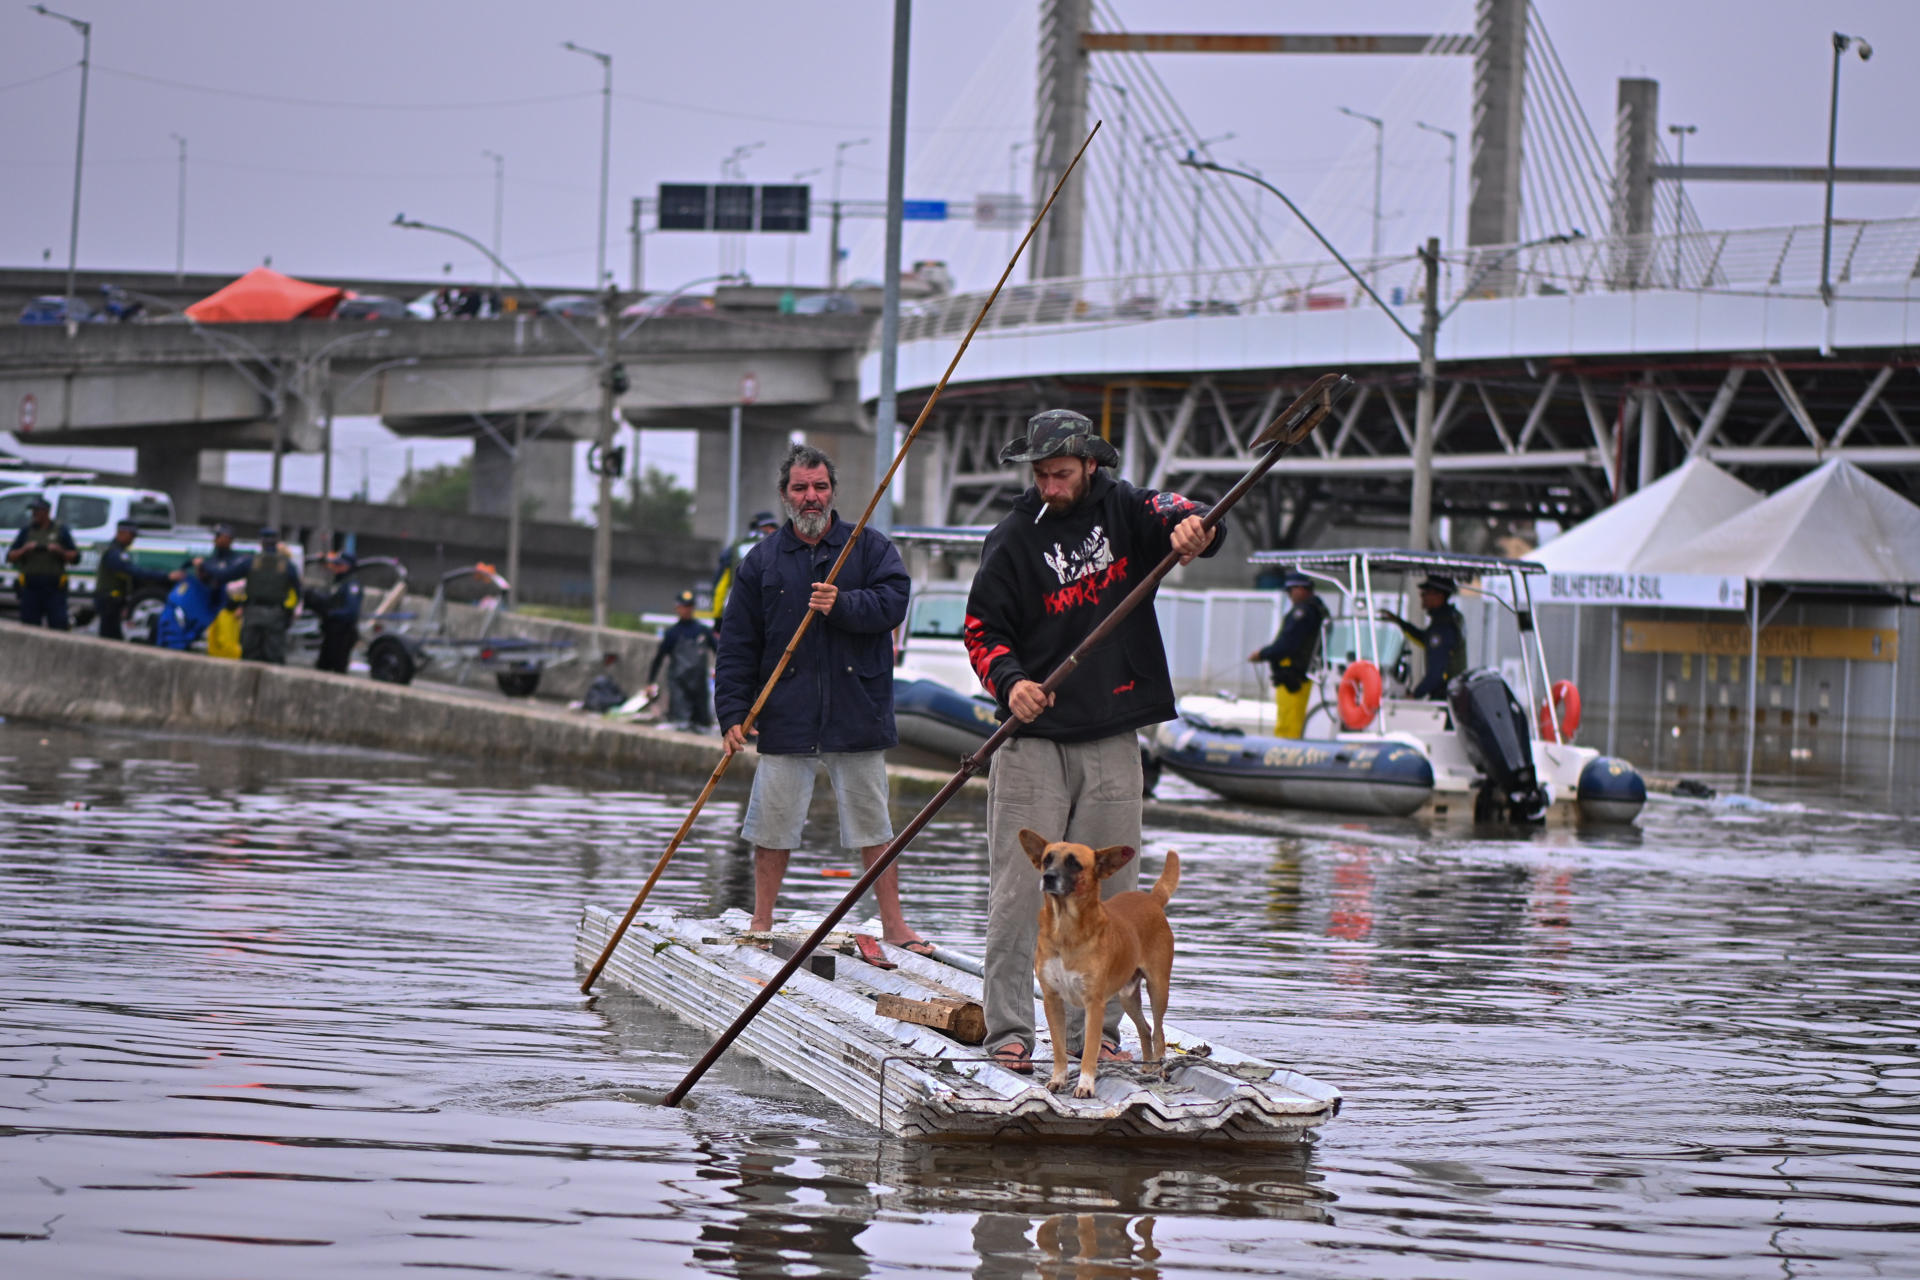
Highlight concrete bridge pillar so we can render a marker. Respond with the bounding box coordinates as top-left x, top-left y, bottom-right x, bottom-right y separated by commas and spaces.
1612, 77, 1661, 288
469, 423, 574, 523
137, 445, 206, 525
808, 427, 880, 527
694, 420, 792, 542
